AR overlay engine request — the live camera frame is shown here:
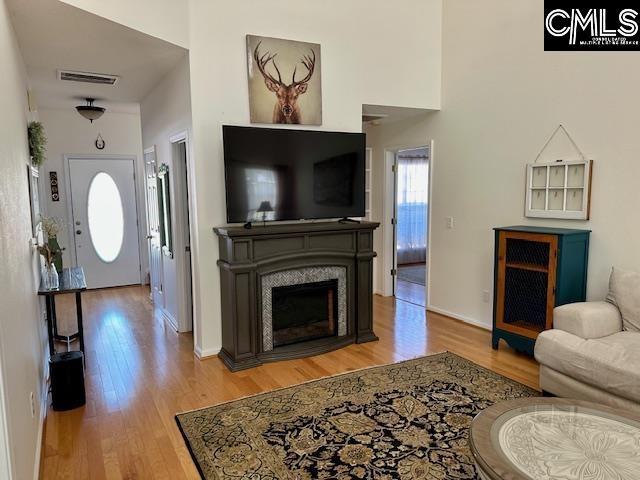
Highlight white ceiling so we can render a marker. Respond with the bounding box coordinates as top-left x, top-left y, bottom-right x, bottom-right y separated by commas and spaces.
7, 0, 188, 113
362, 104, 435, 125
